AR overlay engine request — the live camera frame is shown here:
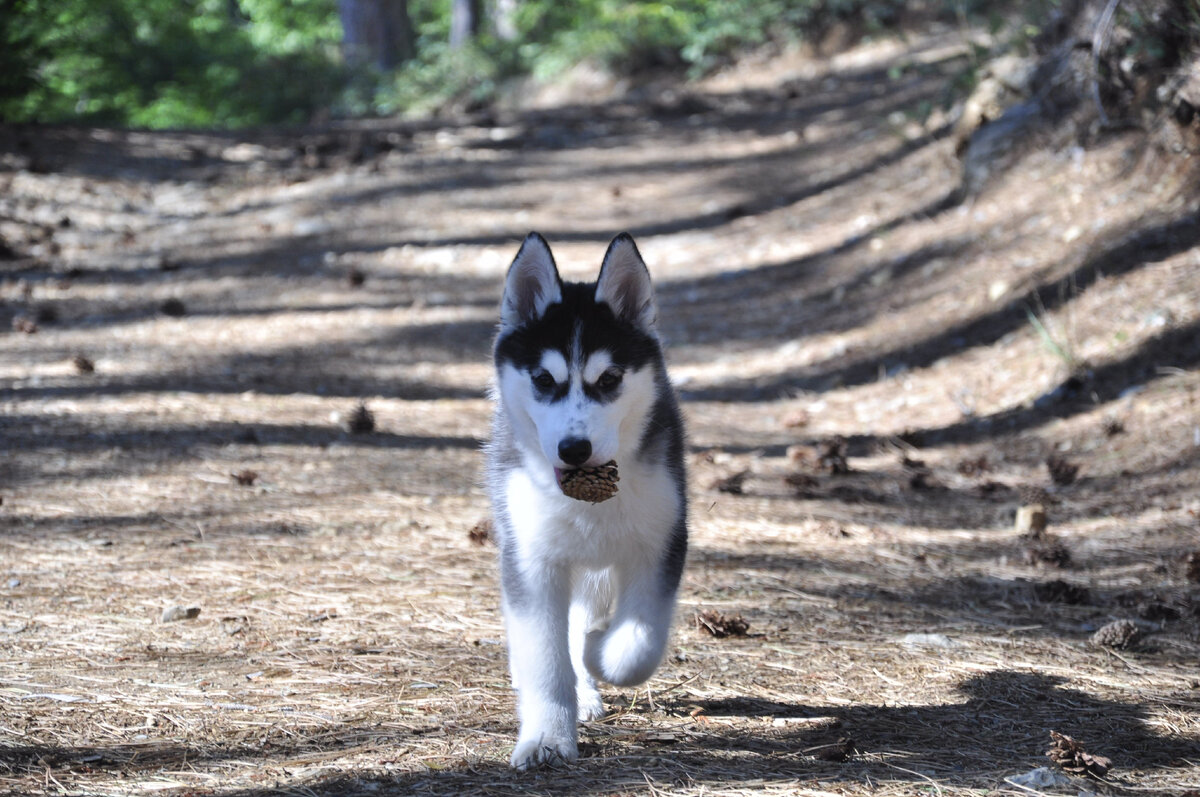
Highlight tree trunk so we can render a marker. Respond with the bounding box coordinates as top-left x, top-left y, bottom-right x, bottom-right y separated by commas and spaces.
340, 0, 414, 70
449, 0, 481, 49
493, 0, 518, 41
